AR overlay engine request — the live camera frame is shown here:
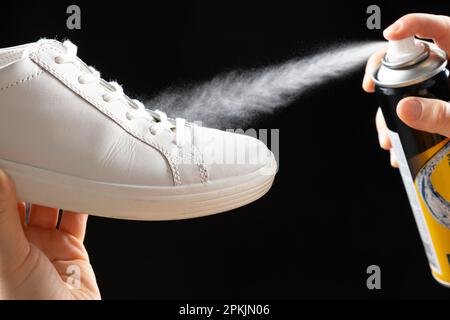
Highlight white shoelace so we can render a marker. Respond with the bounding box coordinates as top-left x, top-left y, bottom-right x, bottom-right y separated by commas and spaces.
54, 40, 186, 147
